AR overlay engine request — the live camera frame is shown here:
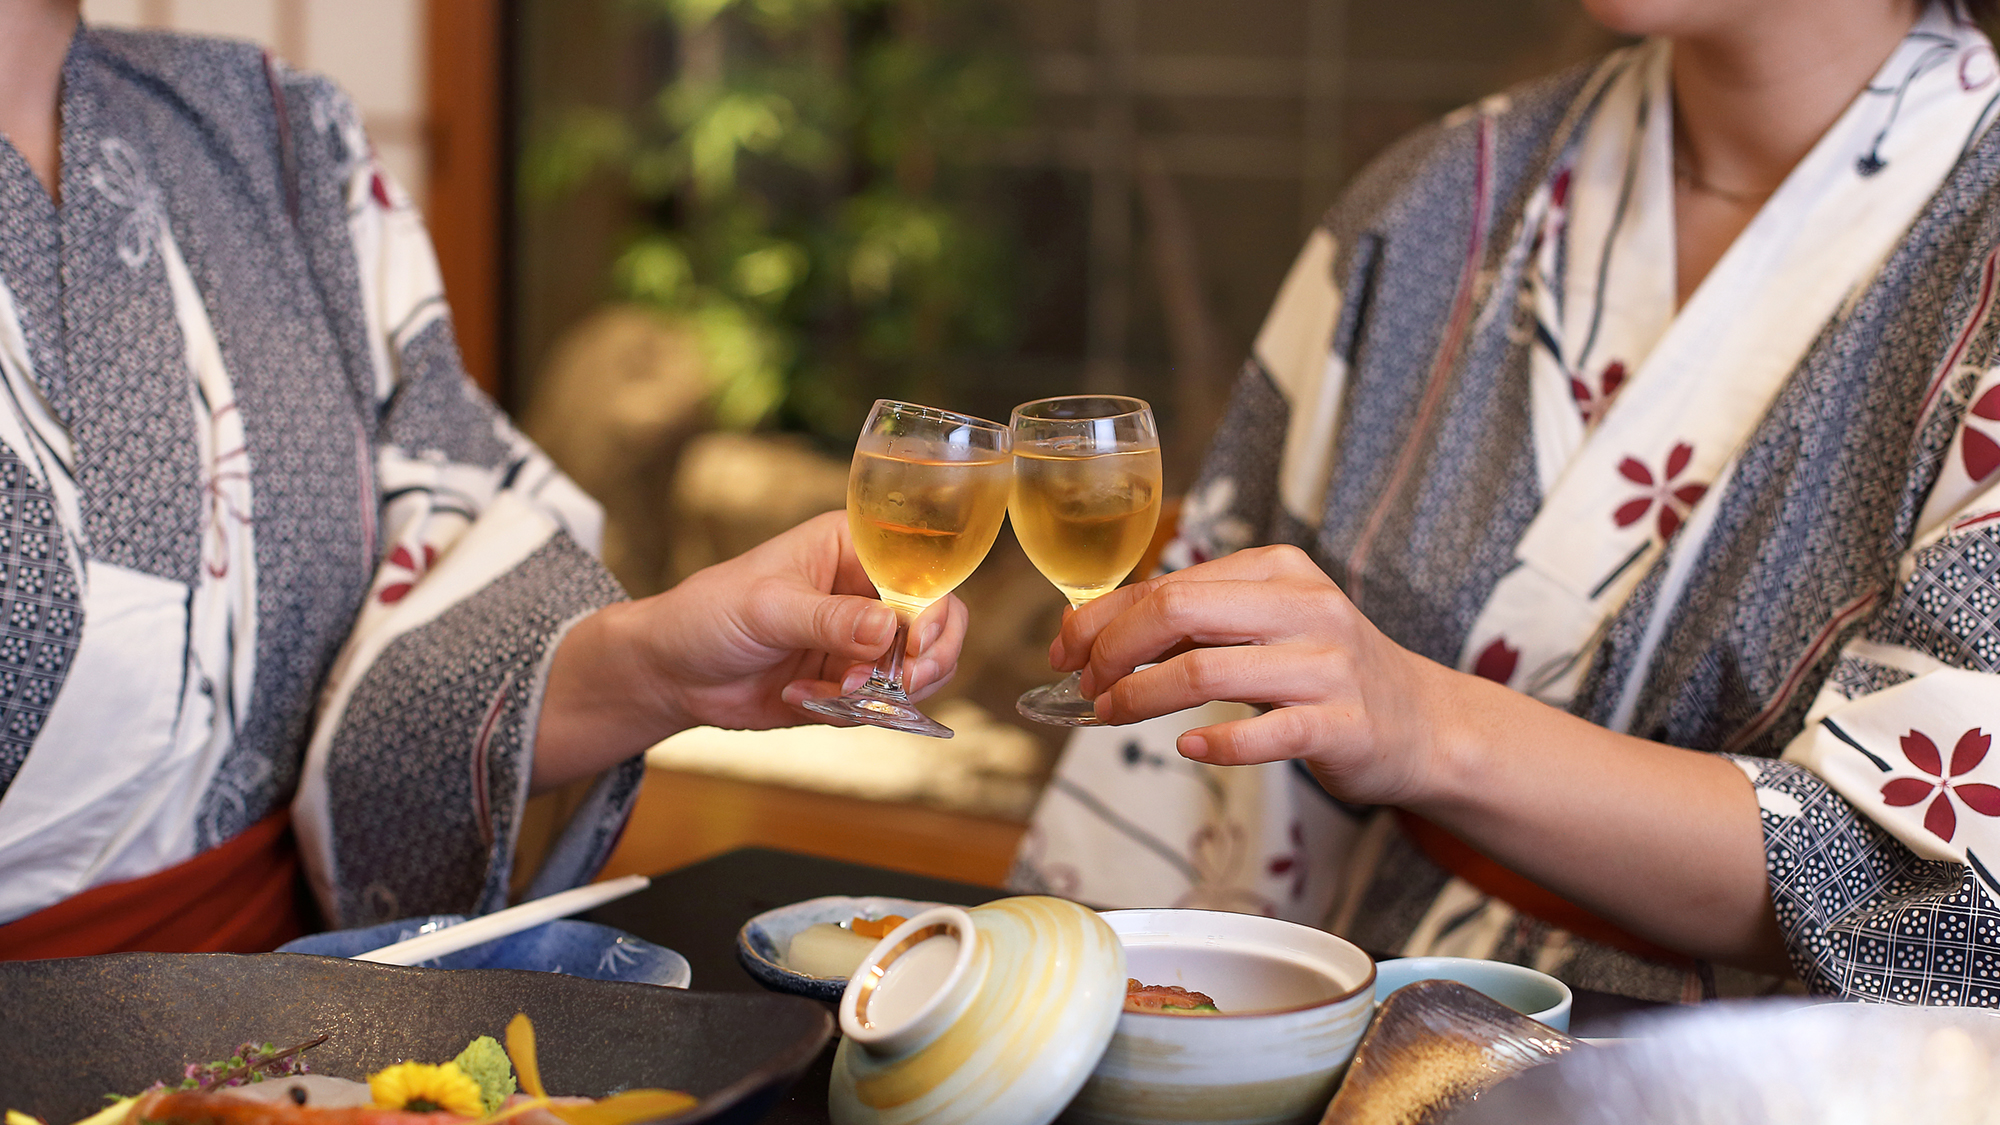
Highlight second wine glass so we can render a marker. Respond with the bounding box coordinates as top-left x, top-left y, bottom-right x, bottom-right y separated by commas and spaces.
802, 399, 1012, 739
1010, 395, 1162, 726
